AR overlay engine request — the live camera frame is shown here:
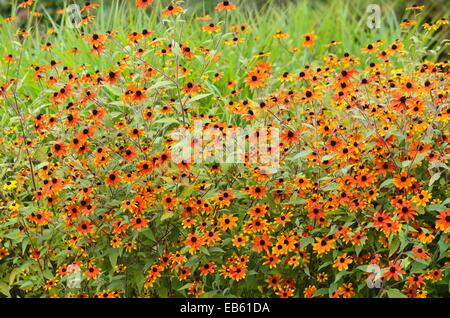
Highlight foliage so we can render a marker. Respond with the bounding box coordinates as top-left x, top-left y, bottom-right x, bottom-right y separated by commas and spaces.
0, 0, 449, 298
